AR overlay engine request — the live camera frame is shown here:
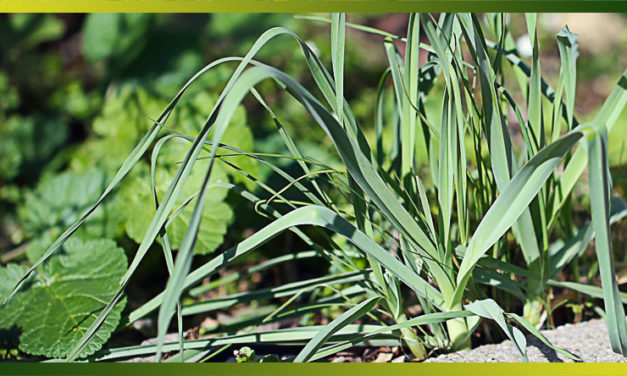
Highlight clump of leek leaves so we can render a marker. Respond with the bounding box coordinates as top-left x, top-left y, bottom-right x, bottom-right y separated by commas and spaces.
4, 13, 627, 363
